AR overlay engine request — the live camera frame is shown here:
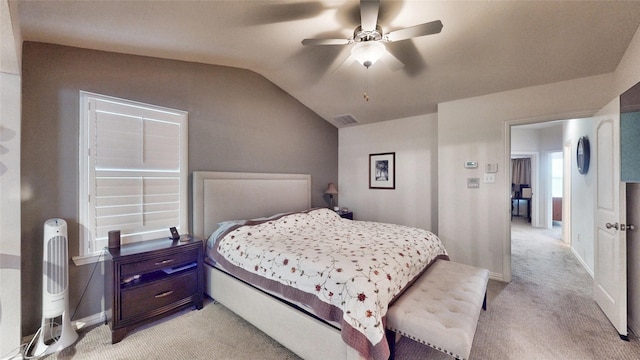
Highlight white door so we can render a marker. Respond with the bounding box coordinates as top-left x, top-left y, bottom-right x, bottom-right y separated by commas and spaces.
593, 98, 627, 338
